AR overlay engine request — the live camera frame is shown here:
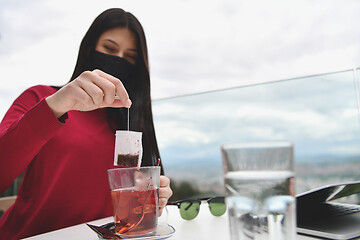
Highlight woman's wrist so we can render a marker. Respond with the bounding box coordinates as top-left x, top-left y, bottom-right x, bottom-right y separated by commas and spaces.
45, 95, 68, 119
